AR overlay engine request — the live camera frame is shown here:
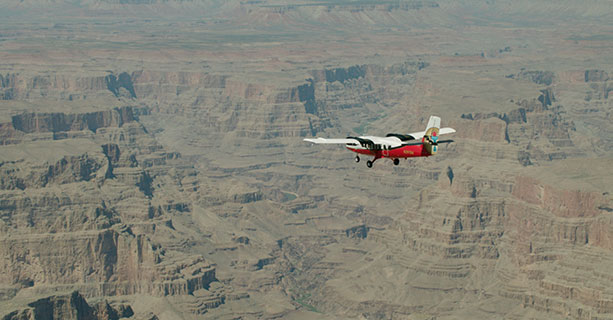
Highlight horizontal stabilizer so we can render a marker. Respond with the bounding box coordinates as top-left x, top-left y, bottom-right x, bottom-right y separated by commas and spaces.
439, 127, 456, 135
